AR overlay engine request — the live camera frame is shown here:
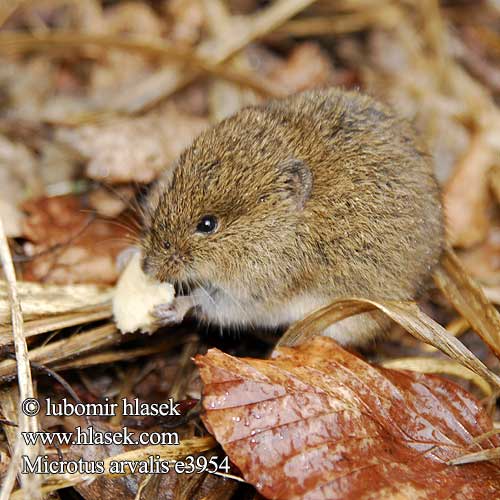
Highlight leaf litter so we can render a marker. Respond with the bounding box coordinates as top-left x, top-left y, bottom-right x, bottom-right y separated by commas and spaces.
1, 0, 500, 499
